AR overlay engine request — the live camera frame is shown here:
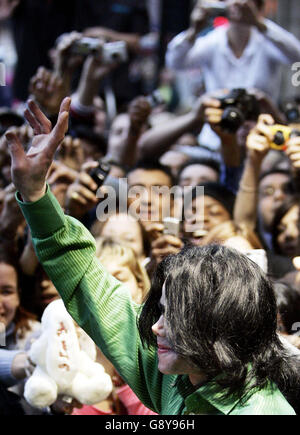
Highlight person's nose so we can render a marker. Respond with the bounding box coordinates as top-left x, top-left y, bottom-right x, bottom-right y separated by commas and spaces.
141, 188, 151, 206
273, 187, 285, 203
285, 223, 298, 240
152, 315, 166, 337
